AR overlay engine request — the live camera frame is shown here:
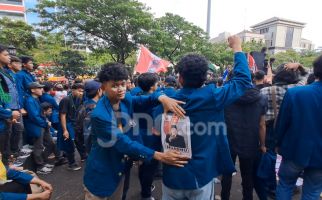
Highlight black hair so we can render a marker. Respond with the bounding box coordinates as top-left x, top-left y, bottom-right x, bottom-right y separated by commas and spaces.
74, 78, 83, 84
261, 47, 267, 53
98, 63, 129, 83
20, 56, 33, 64
307, 73, 316, 85
41, 102, 53, 111
43, 82, 53, 92
71, 83, 84, 90
313, 55, 322, 80
86, 90, 99, 99
216, 77, 224, 87
0, 45, 7, 53
273, 64, 300, 85
10, 56, 21, 63
176, 54, 208, 88
137, 73, 159, 92
254, 70, 265, 81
